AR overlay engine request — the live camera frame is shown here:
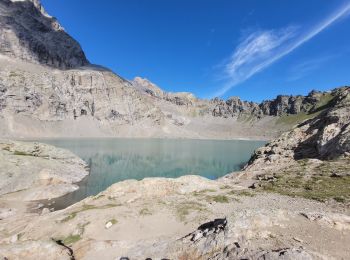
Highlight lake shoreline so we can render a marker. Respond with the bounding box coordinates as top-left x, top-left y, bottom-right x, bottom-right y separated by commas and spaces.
21, 138, 265, 205
14, 135, 271, 142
